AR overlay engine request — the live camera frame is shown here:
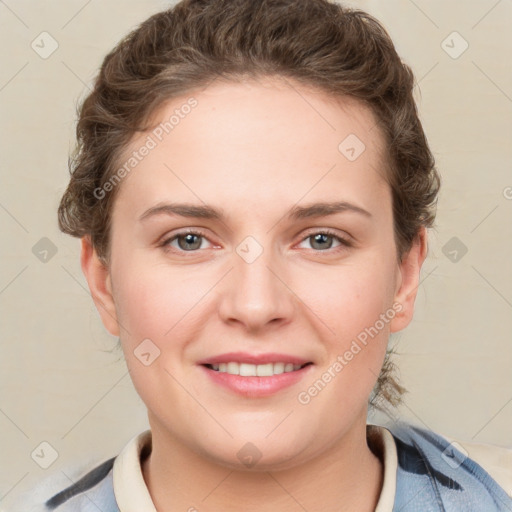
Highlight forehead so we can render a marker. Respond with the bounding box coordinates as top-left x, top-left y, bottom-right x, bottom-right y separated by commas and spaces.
112, 77, 390, 221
